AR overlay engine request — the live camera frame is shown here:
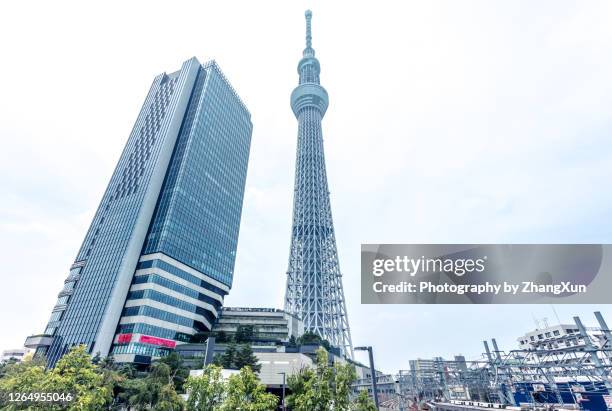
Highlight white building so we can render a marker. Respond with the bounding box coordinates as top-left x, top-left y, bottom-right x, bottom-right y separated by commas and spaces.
517, 324, 604, 351
1, 348, 30, 363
